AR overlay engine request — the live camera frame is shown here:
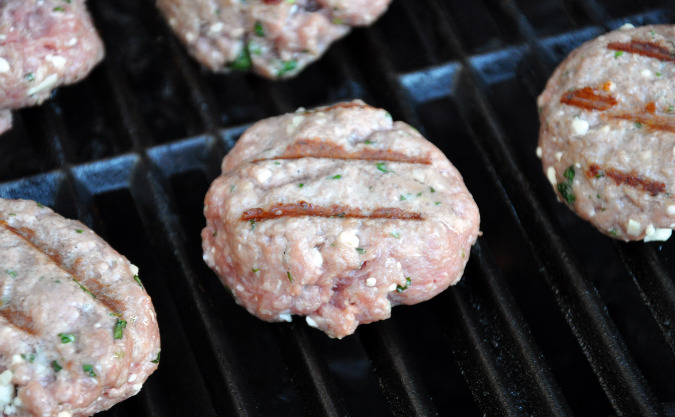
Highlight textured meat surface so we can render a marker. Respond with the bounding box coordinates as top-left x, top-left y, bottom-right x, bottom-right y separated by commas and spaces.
156, 0, 390, 78
0, 199, 160, 417
202, 100, 480, 338
537, 24, 675, 241
0, 0, 104, 132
